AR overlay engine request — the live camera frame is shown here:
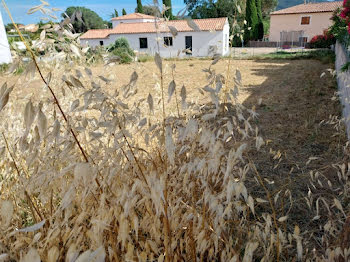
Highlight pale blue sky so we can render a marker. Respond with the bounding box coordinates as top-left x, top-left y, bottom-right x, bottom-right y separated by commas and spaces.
0, 0, 186, 25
